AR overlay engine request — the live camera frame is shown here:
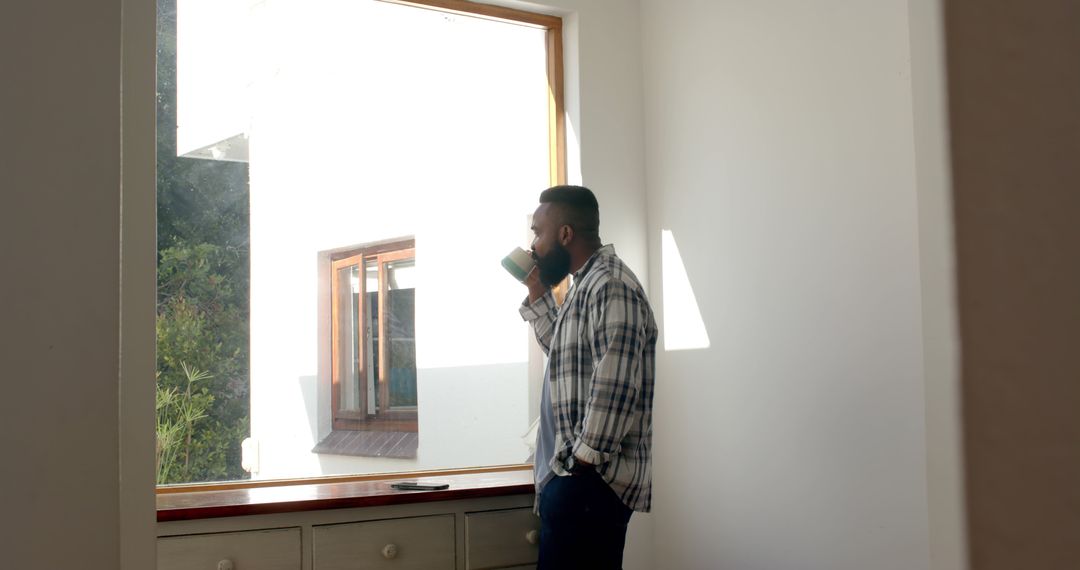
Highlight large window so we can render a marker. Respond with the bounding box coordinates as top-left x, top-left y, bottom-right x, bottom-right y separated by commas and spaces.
158, 0, 564, 486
